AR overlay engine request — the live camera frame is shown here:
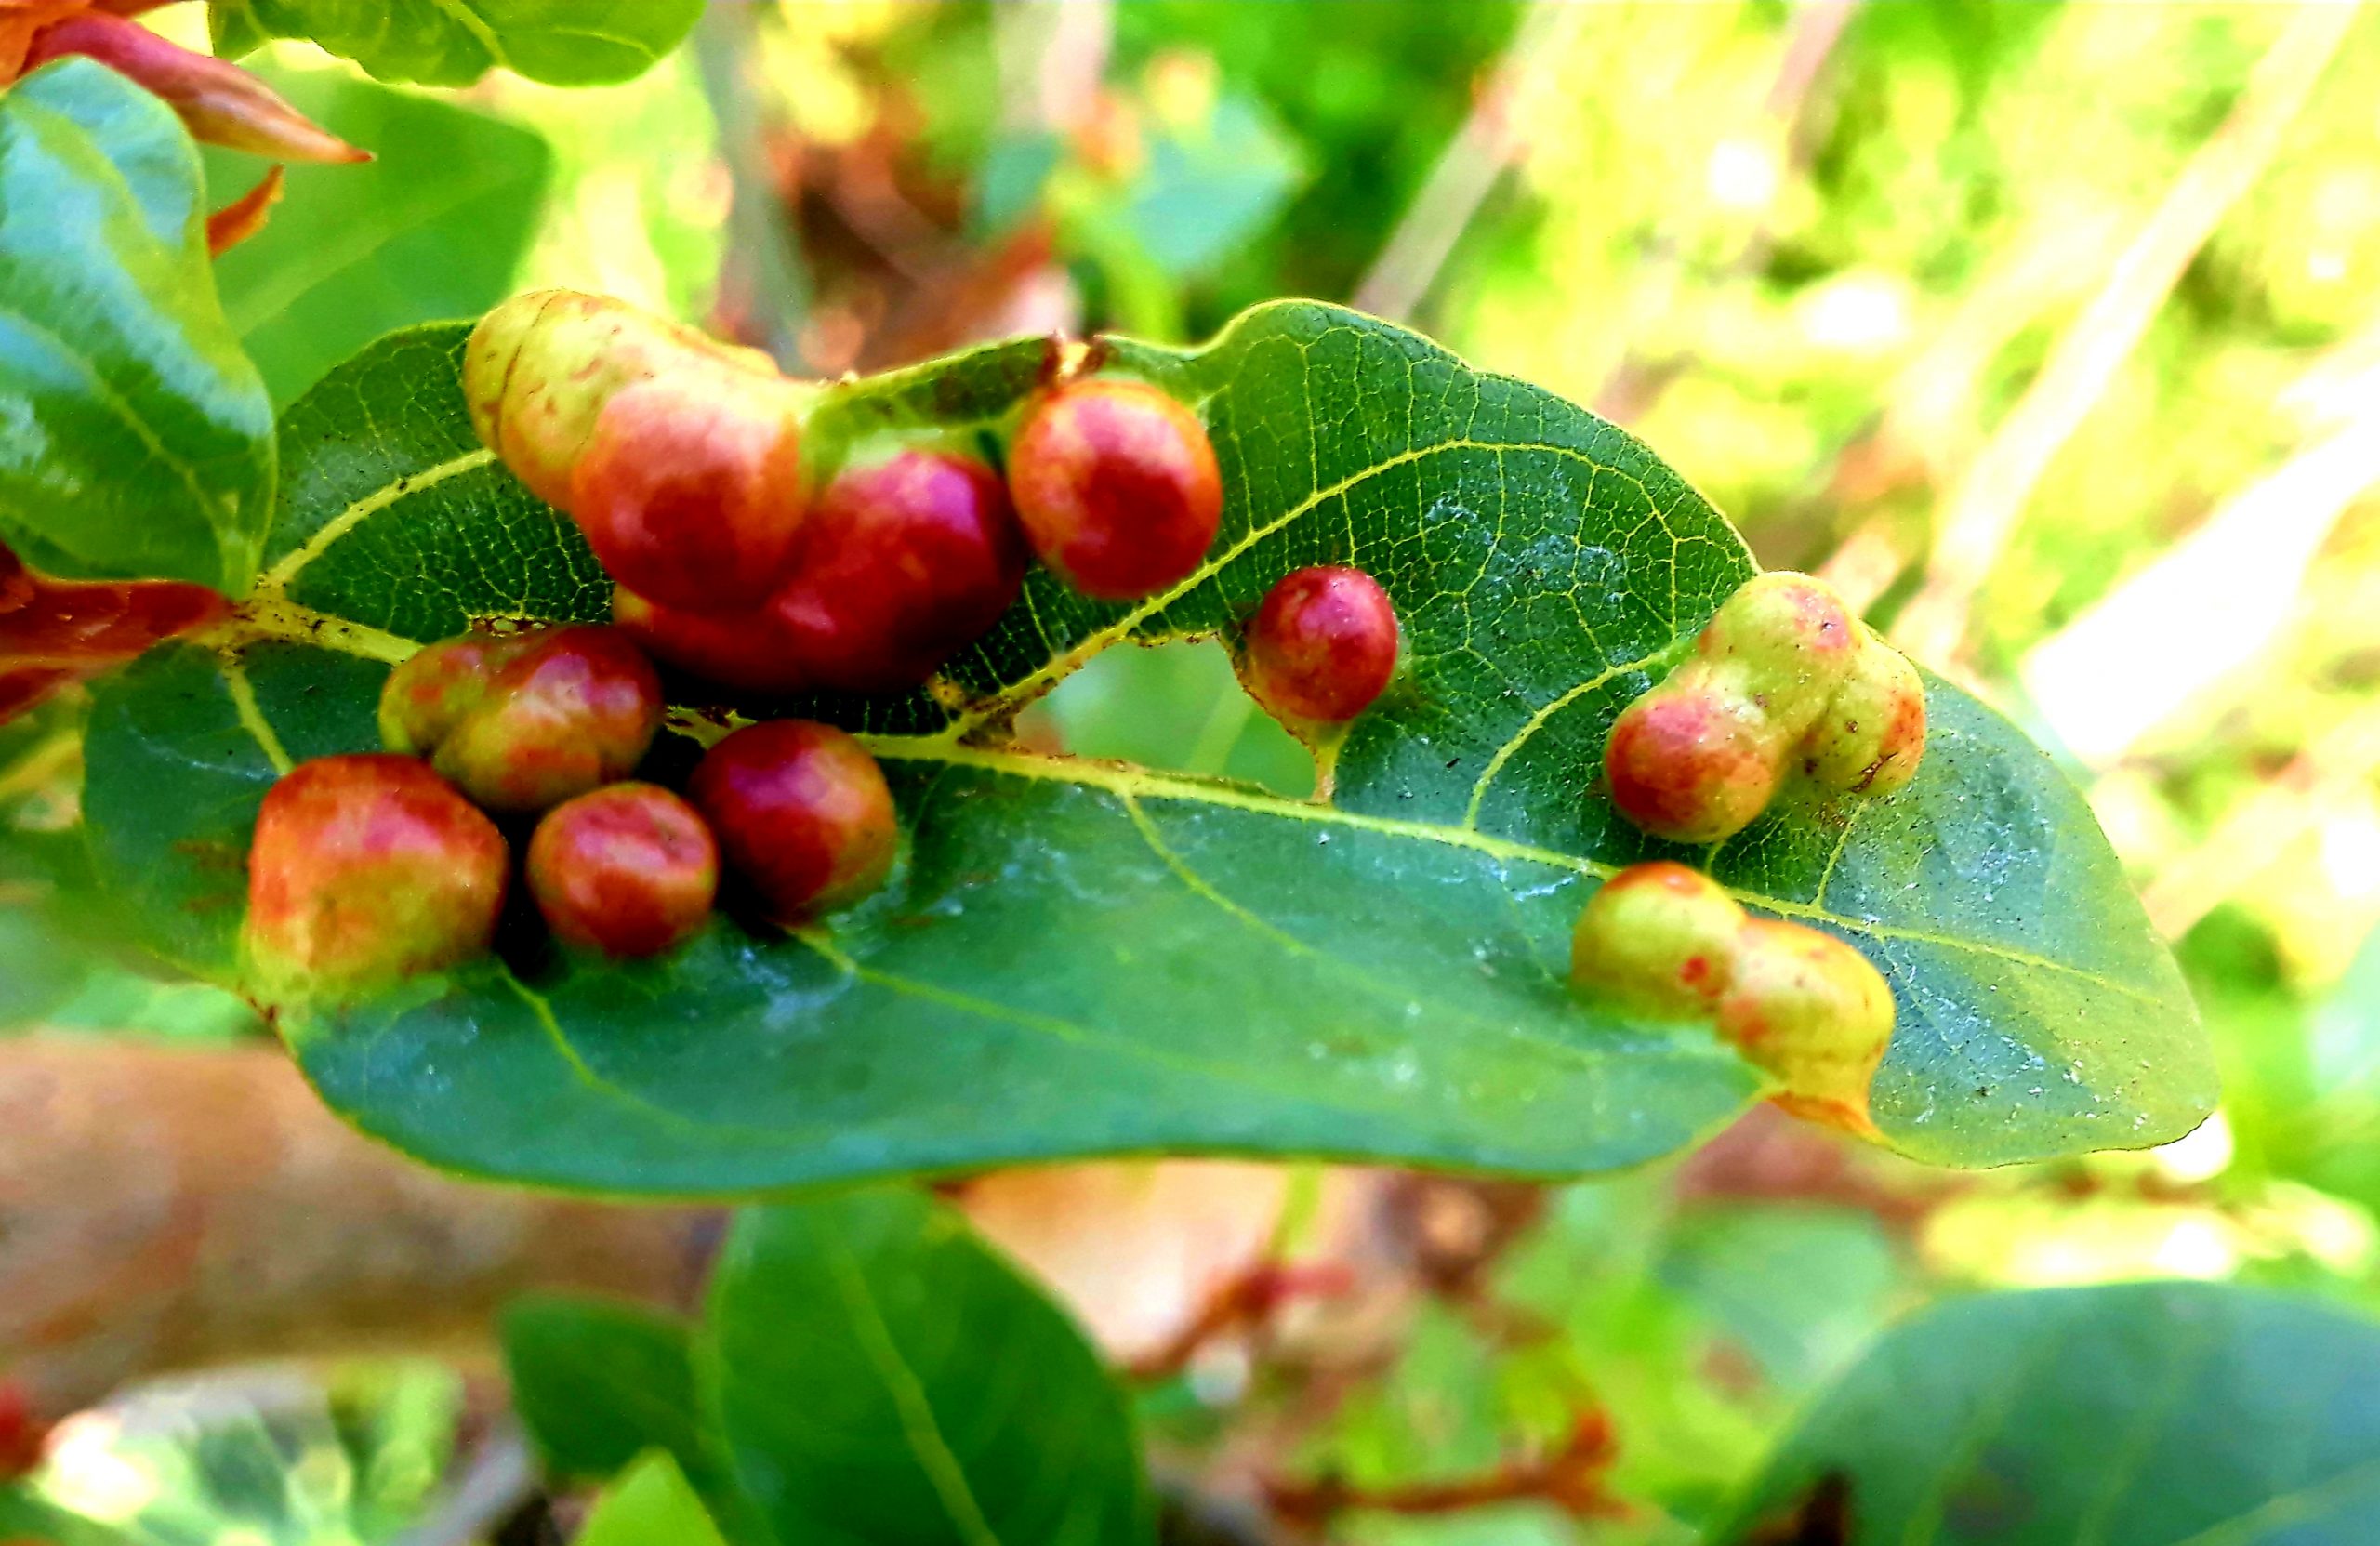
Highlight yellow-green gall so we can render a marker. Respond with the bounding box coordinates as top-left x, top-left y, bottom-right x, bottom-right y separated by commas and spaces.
1715, 918, 1895, 1137
1798, 631, 1927, 798
1570, 861, 1897, 1139
464, 289, 810, 611
1569, 861, 1745, 1014
1606, 571, 1928, 846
